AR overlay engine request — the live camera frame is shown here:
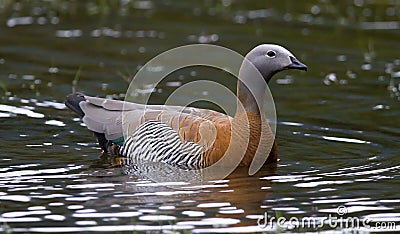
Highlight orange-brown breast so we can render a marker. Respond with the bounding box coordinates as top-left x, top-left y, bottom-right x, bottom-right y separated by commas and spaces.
231, 112, 277, 166
169, 110, 277, 167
